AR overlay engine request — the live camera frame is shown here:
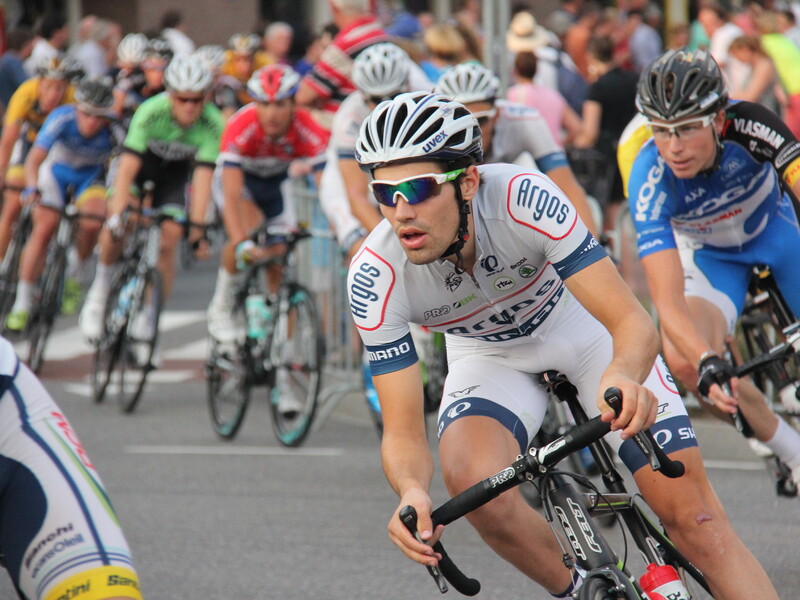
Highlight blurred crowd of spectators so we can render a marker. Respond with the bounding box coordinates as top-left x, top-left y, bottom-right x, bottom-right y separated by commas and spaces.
5, 1, 800, 175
